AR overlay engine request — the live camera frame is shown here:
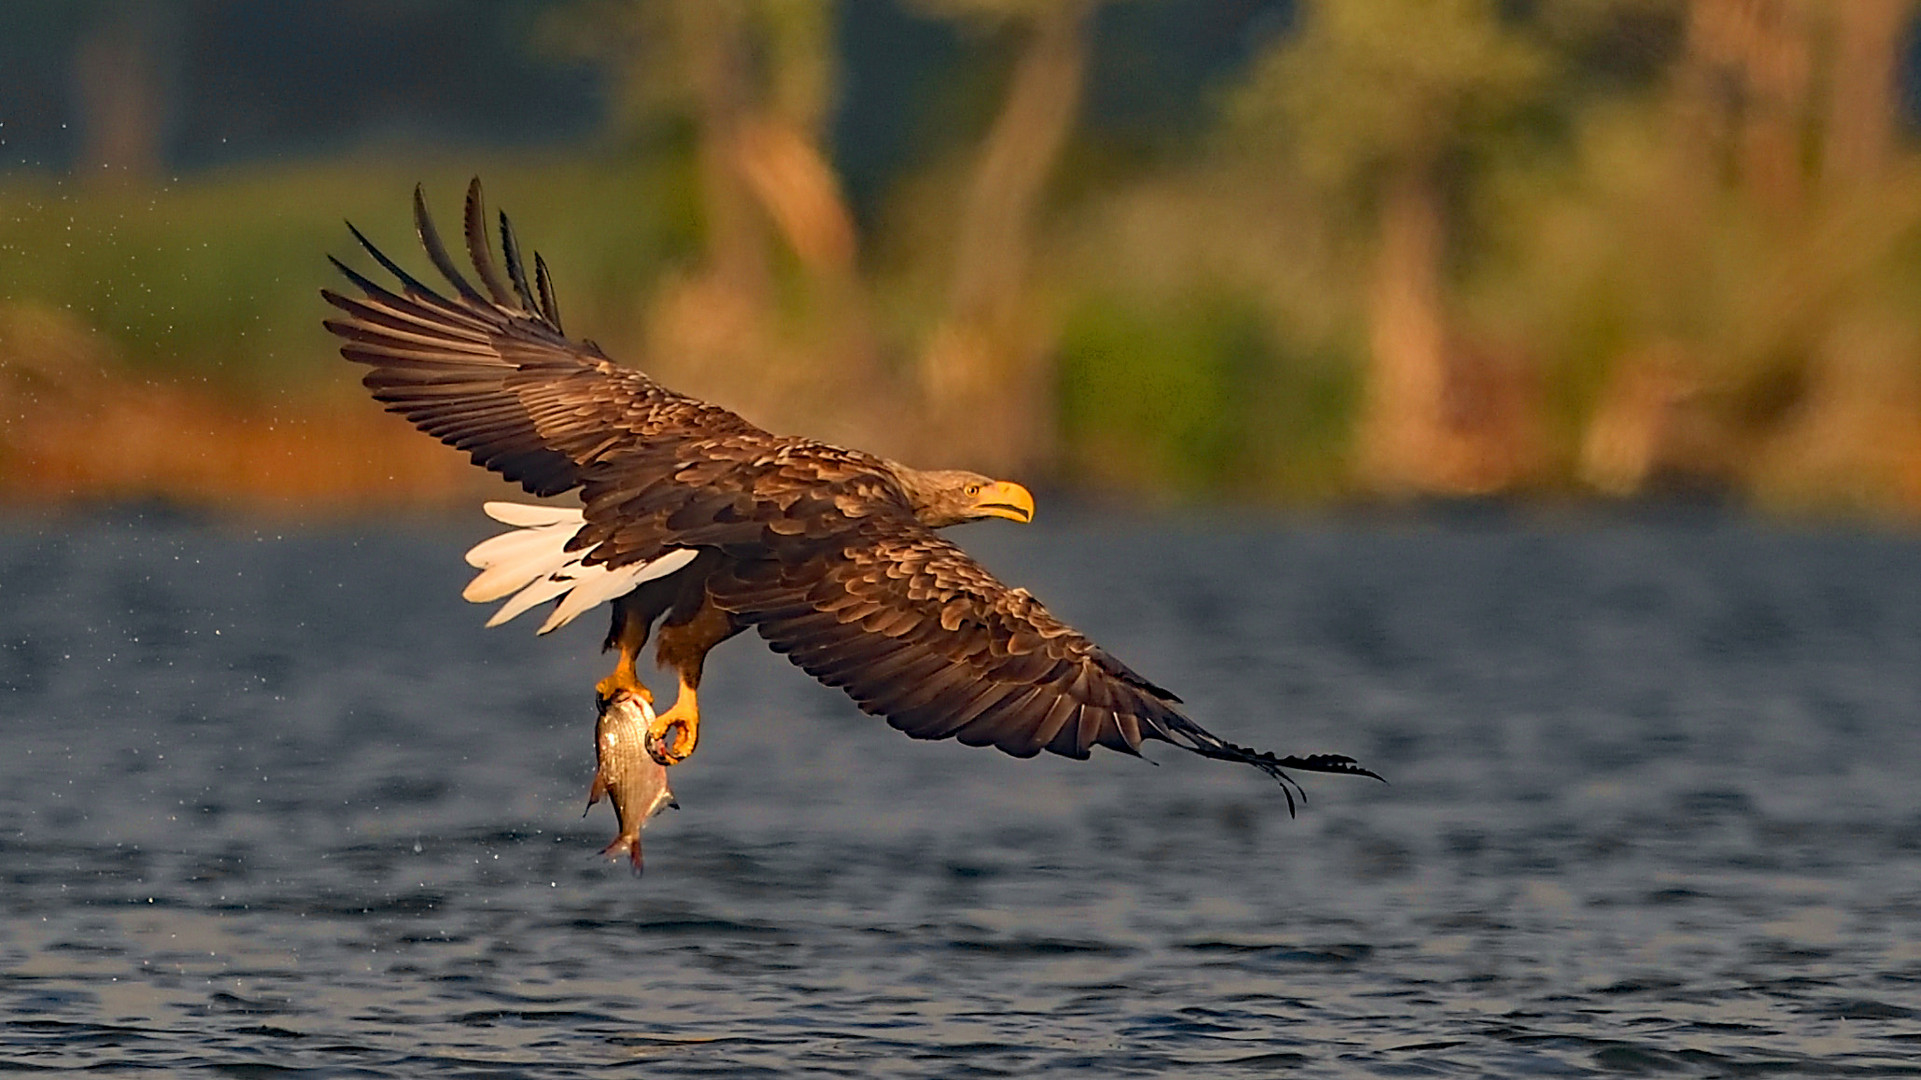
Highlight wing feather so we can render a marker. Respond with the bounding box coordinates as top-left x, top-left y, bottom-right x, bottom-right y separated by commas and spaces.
1022, 697, 1082, 759
533, 252, 563, 330
954, 684, 1051, 749
462, 180, 519, 307
414, 184, 494, 309
323, 180, 917, 569
707, 518, 1376, 803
